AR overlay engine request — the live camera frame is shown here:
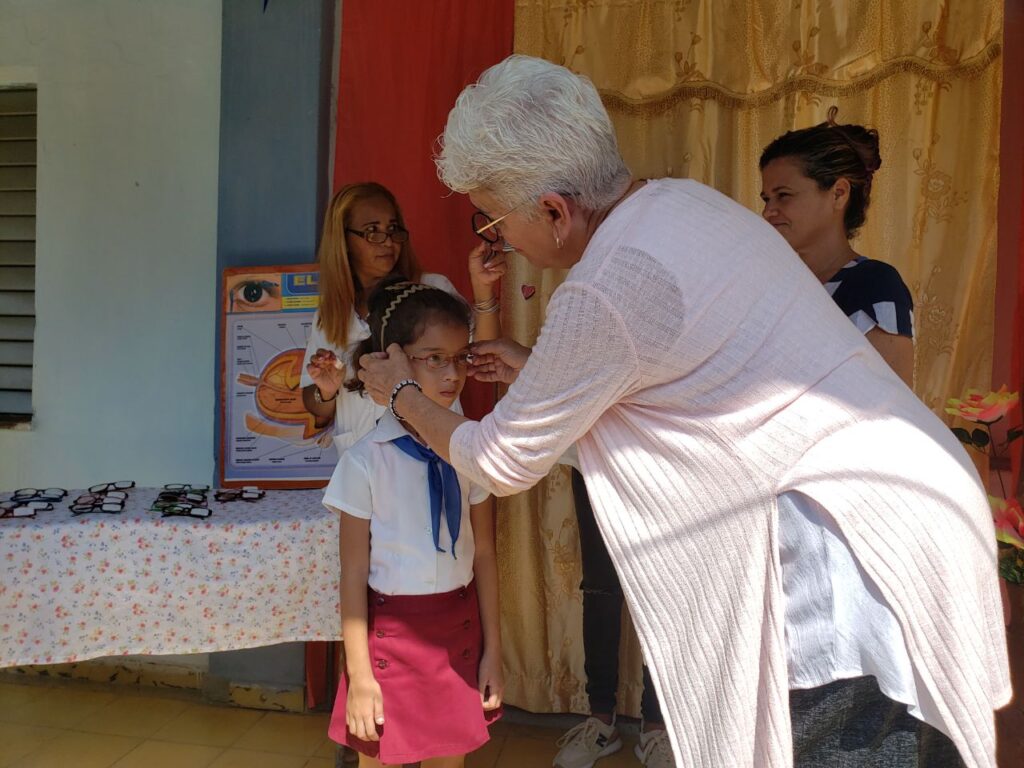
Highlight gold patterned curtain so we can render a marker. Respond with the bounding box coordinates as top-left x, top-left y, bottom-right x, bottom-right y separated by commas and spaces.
497, 0, 1004, 716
